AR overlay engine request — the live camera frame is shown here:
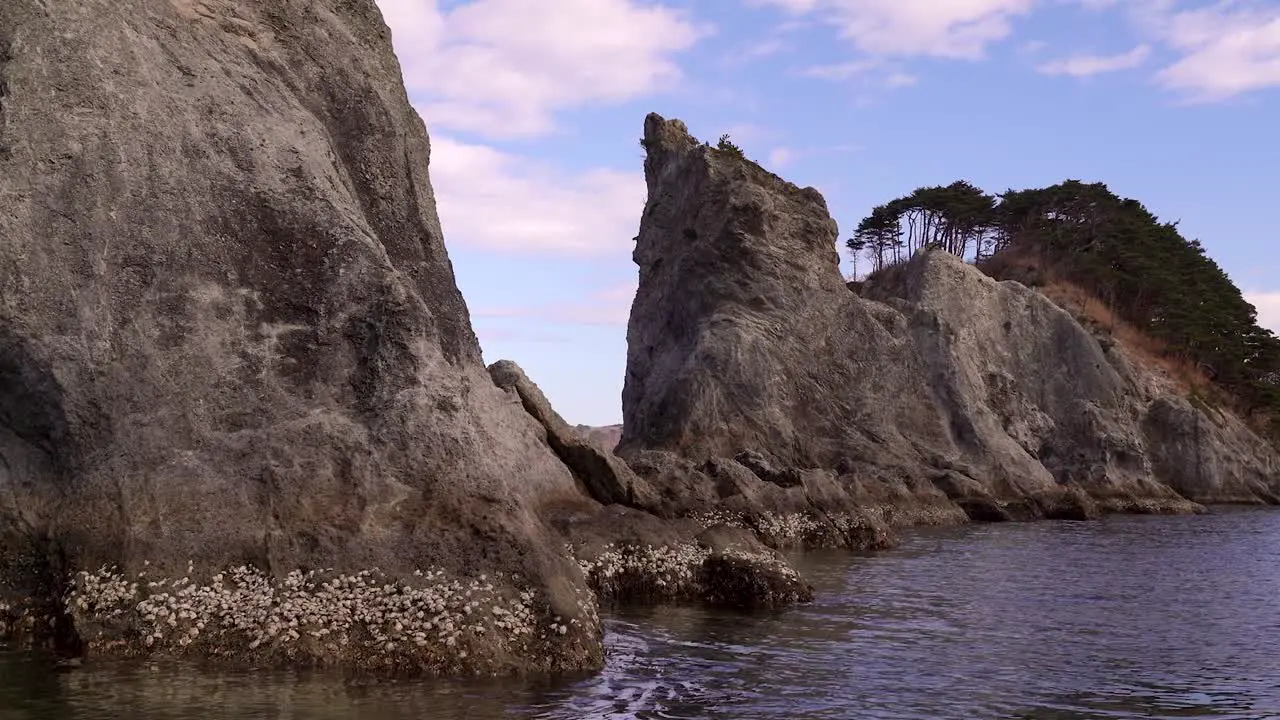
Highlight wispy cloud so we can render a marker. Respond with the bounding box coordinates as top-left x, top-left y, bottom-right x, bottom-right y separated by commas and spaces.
767, 147, 796, 168
473, 283, 638, 326
884, 71, 918, 87
800, 58, 916, 89
376, 0, 706, 138
473, 324, 572, 344
1037, 44, 1151, 77
801, 59, 882, 79
426, 133, 643, 256
746, 0, 818, 13
753, 0, 1035, 59
758, 142, 863, 171
1147, 1, 1280, 101
719, 20, 809, 66
721, 122, 771, 144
